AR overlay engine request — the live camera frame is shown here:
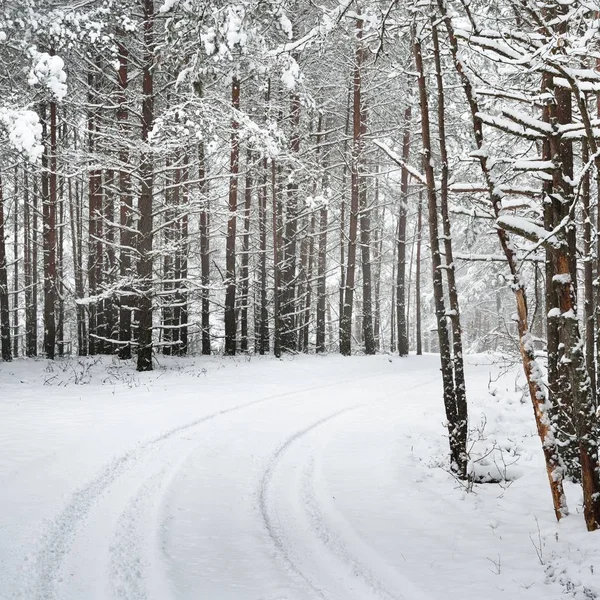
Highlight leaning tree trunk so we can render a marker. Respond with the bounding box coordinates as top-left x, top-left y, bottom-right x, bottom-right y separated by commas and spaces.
437, 0, 567, 518
432, 19, 468, 458
414, 28, 467, 479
